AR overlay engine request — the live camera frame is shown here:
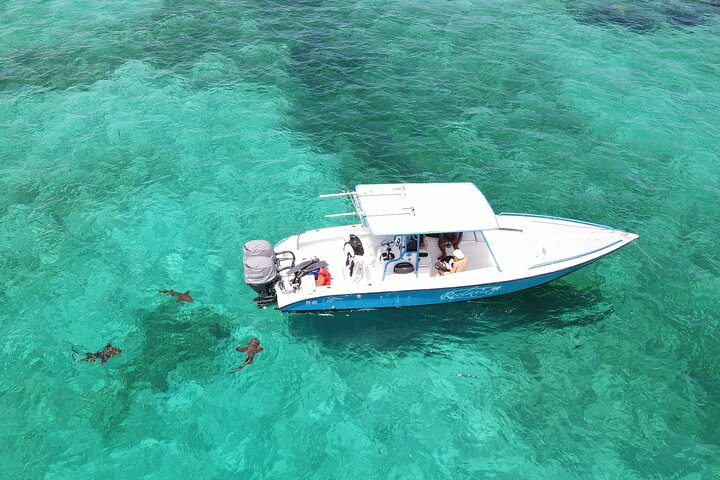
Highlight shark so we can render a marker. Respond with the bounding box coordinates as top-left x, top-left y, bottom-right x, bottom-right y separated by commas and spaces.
158, 289, 193, 303
230, 337, 263, 374
74, 343, 122, 364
